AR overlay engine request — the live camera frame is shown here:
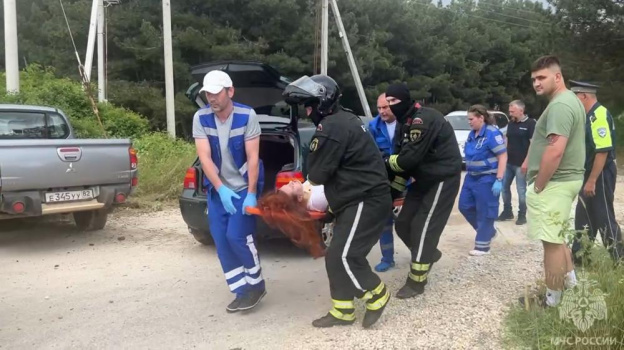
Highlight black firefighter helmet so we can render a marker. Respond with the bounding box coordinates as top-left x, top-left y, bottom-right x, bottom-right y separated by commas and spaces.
283, 74, 341, 119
